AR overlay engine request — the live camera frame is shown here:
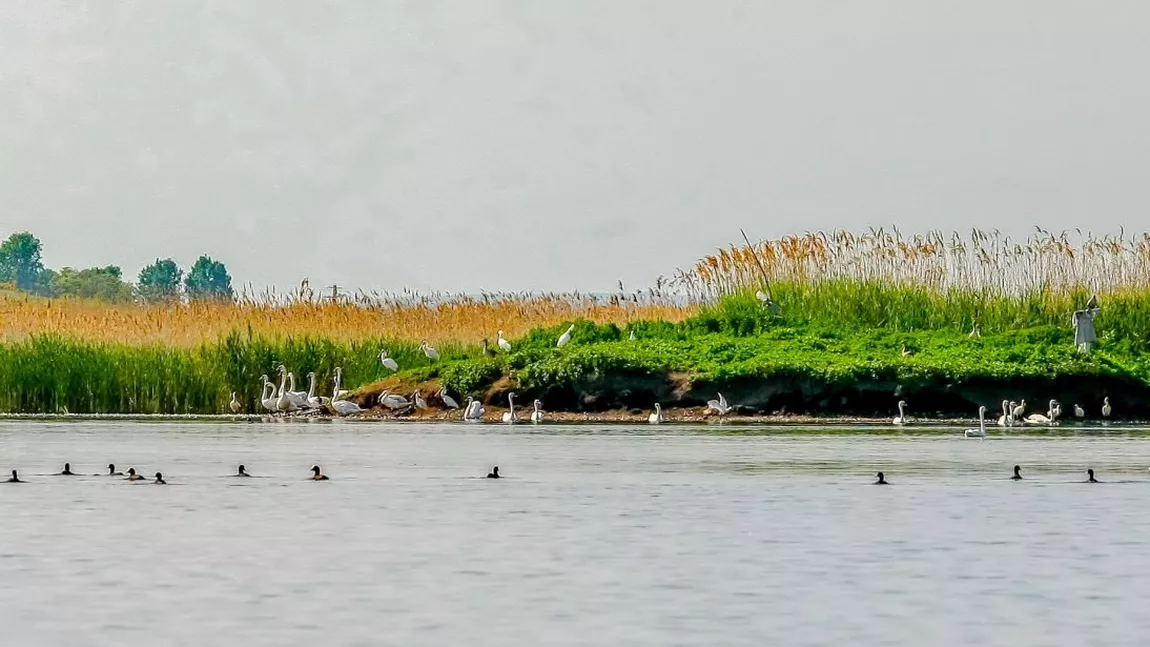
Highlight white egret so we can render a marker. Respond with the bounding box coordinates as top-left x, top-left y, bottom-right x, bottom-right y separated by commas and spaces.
706, 393, 732, 416
440, 389, 460, 409
502, 393, 519, 423
530, 399, 545, 423
964, 406, 988, 437
420, 341, 440, 362
379, 350, 399, 372
892, 400, 909, 425
648, 403, 666, 424
229, 392, 241, 414
557, 325, 574, 348
497, 330, 512, 353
